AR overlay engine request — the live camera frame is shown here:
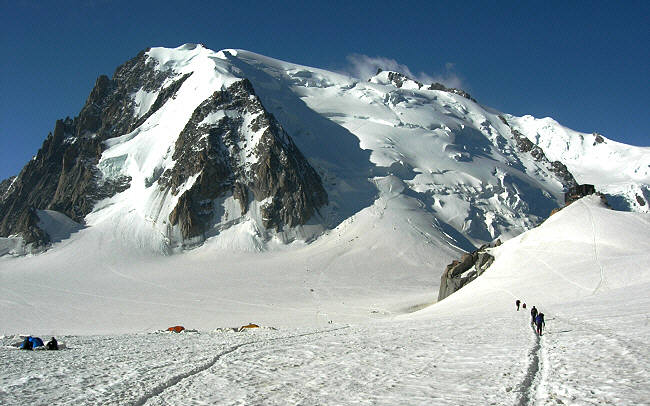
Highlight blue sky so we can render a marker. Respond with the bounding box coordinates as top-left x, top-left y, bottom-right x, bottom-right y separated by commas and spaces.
1, 0, 648, 181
